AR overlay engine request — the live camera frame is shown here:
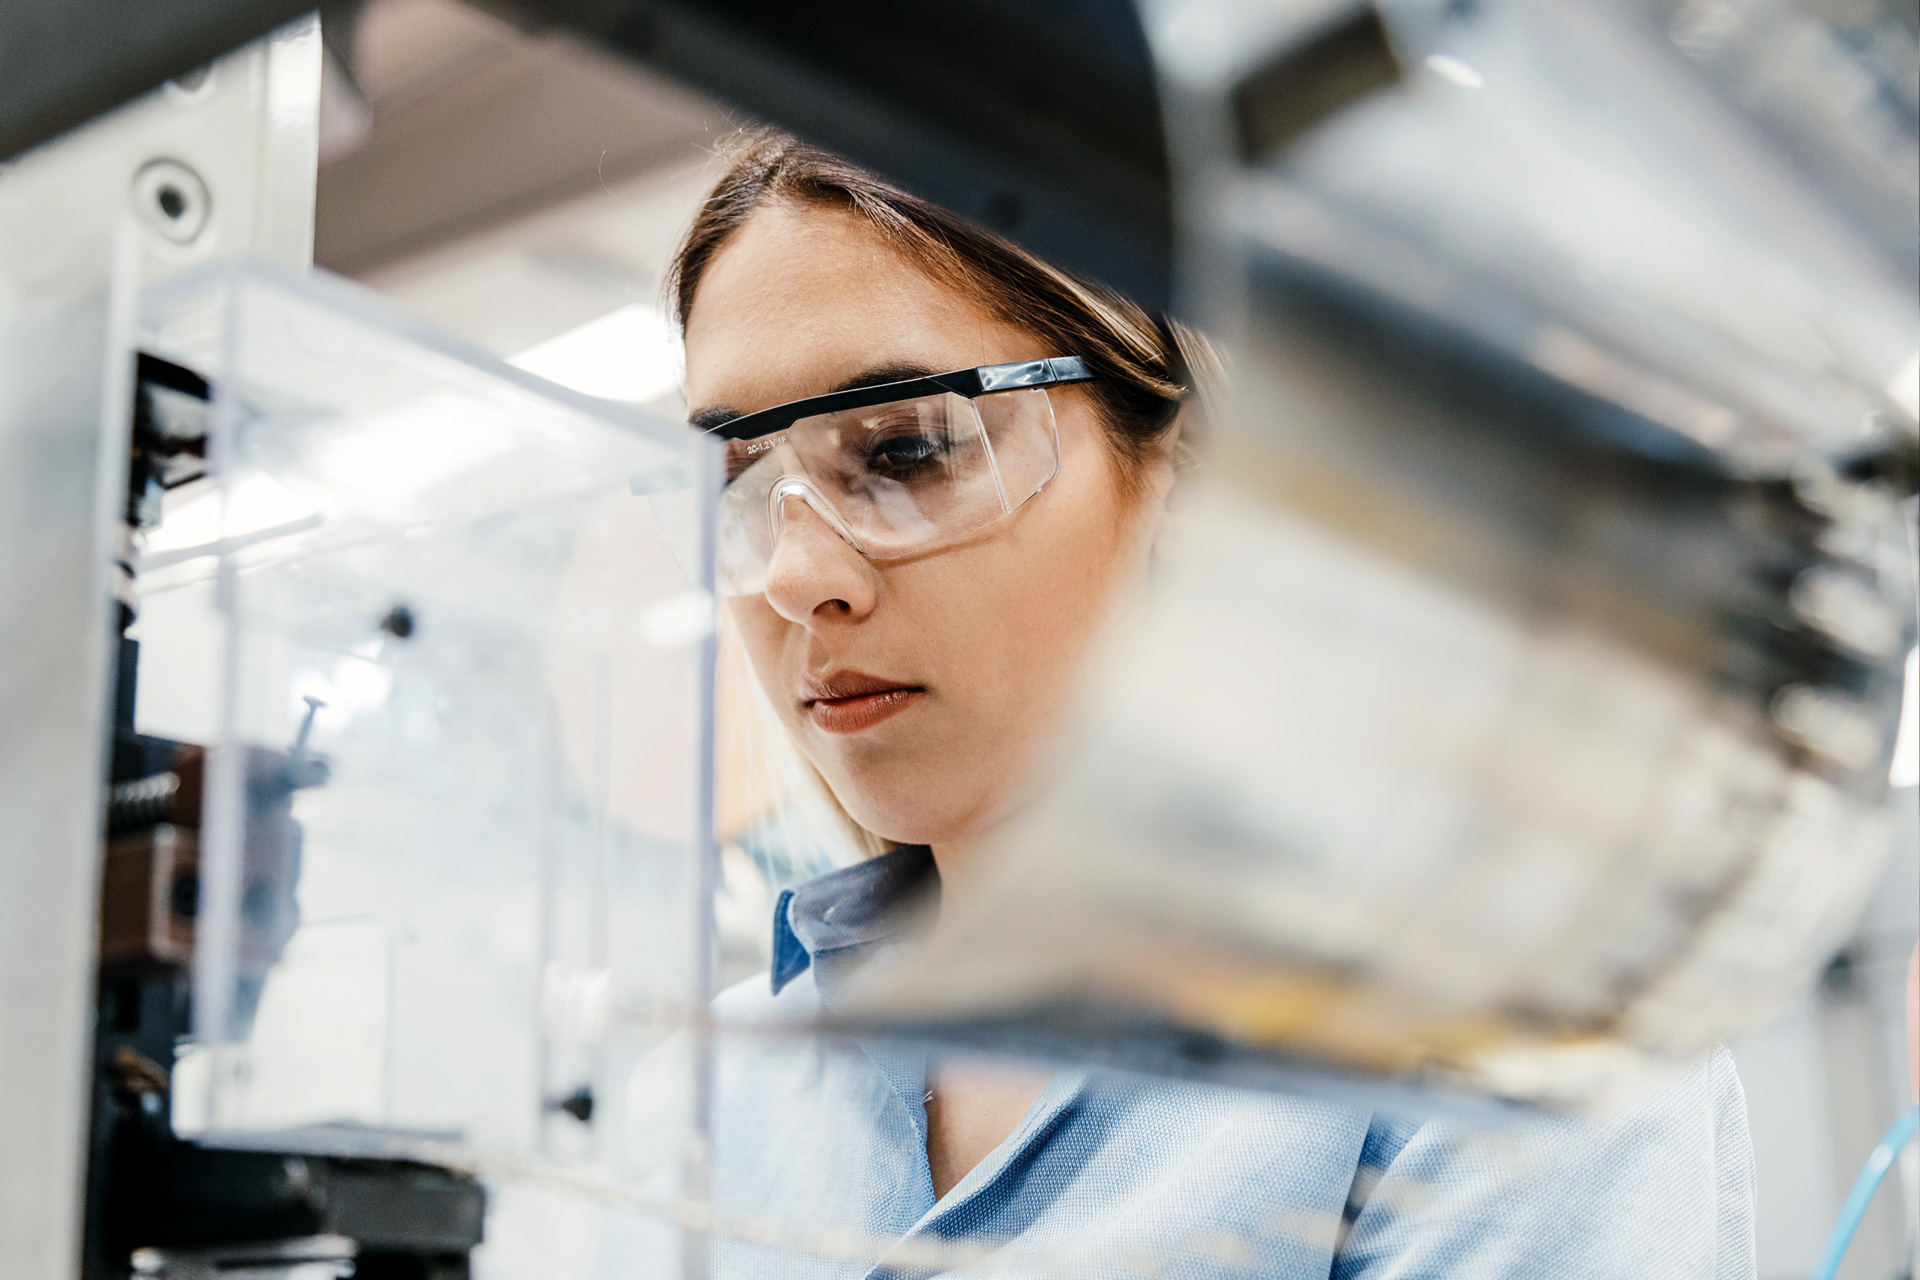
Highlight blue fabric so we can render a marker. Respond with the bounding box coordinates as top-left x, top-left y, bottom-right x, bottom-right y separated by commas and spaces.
604, 849, 1757, 1279
770, 887, 812, 996
771, 846, 938, 1000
